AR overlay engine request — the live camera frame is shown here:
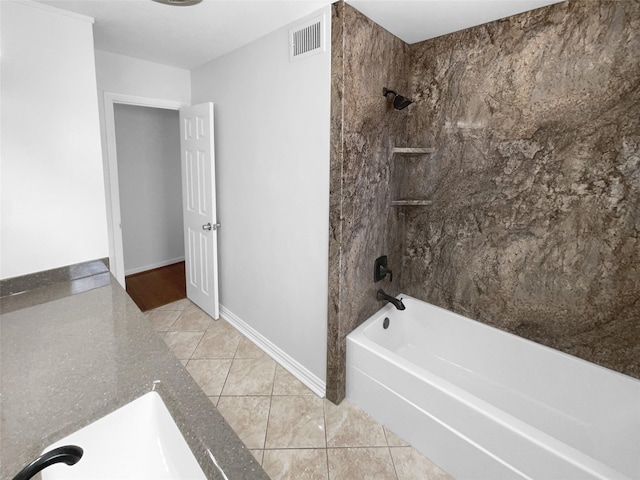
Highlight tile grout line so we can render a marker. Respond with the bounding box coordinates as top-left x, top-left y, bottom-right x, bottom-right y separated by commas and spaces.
160, 306, 187, 350
258, 338, 273, 461
388, 442, 400, 480
168, 307, 185, 330
216, 318, 243, 398
324, 447, 330, 480
387, 425, 402, 480
322, 392, 330, 478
